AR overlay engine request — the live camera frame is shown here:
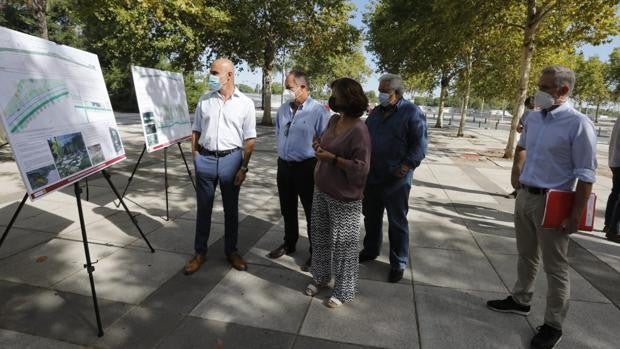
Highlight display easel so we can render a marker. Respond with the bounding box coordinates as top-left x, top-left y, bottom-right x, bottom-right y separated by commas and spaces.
117, 142, 196, 221
0, 169, 155, 337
